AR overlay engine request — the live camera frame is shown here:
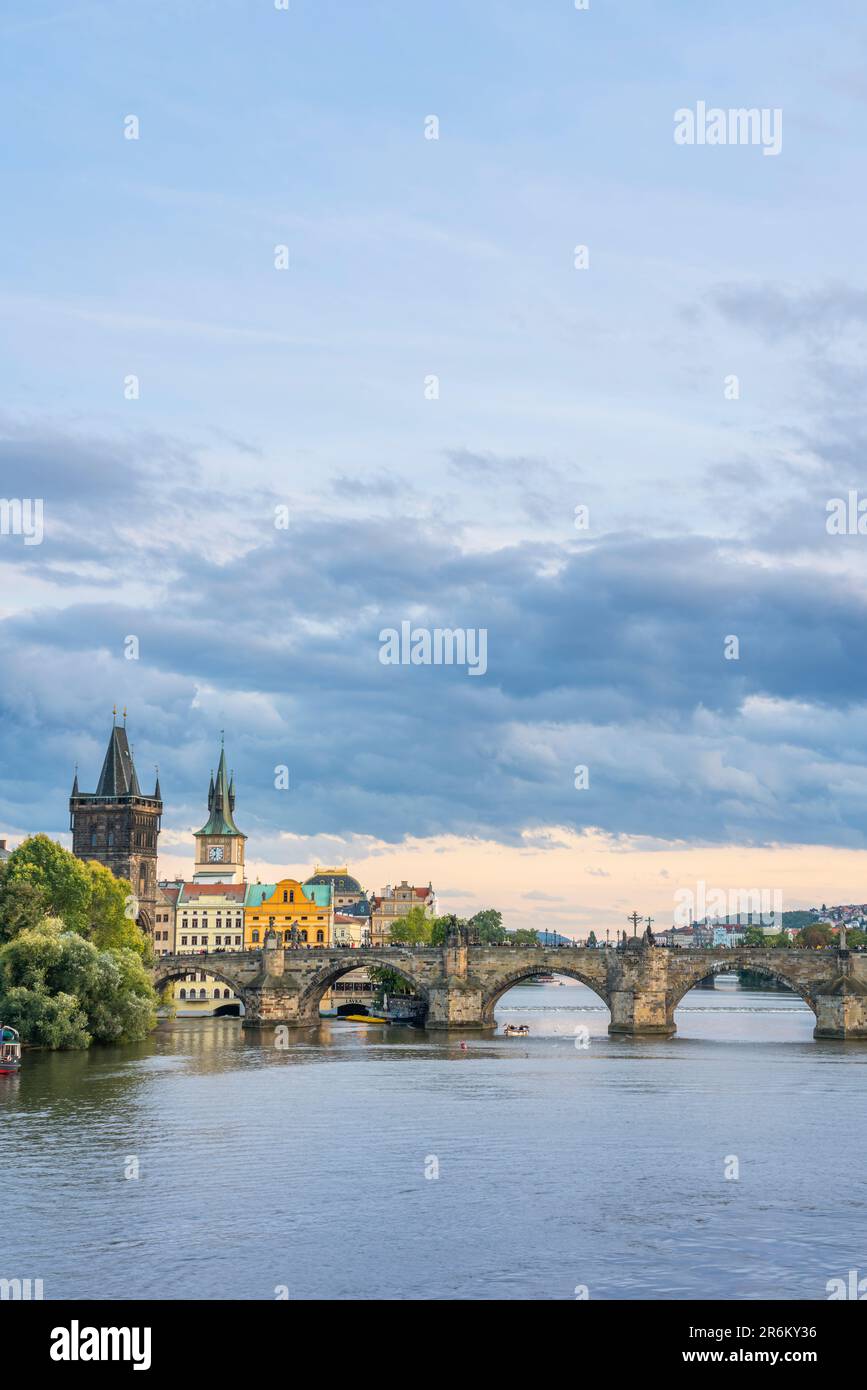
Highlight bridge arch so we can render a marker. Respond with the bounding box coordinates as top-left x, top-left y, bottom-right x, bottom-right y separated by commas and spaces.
152, 959, 255, 1014
669, 955, 818, 1017
481, 964, 611, 1026
296, 956, 431, 1023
